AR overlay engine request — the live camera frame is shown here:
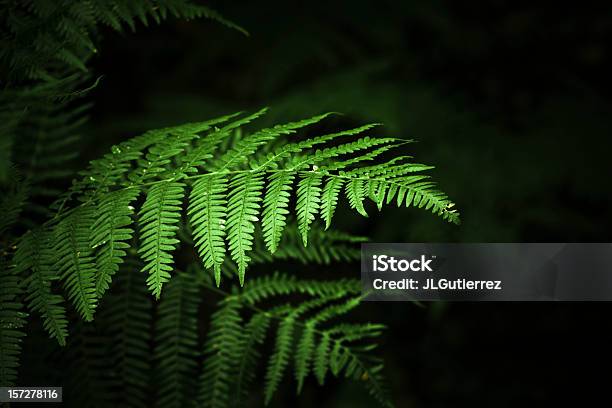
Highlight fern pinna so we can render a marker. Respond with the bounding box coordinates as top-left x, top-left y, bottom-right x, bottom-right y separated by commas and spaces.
10, 109, 458, 406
